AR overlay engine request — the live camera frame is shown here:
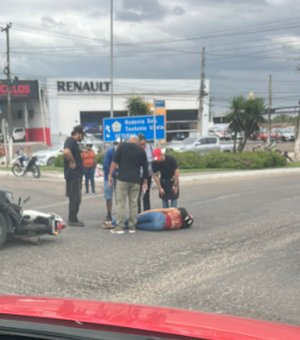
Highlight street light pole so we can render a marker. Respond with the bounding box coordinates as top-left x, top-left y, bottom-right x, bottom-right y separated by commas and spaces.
267, 75, 272, 144
110, 0, 114, 118
1, 23, 12, 162
197, 47, 205, 136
